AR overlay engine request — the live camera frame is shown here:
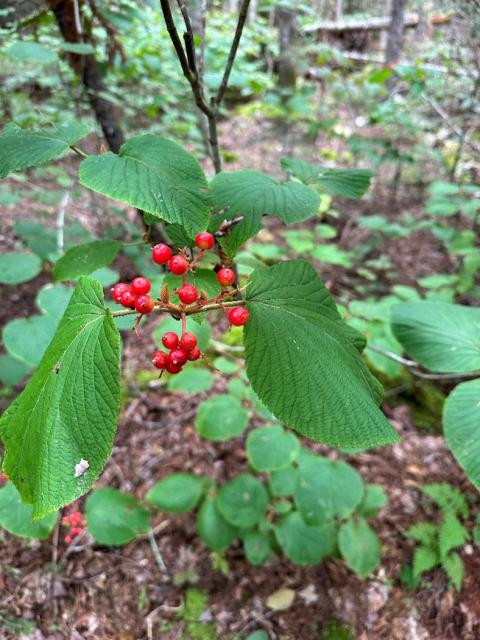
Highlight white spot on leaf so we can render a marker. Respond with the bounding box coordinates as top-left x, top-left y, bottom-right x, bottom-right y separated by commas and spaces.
74, 459, 89, 478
